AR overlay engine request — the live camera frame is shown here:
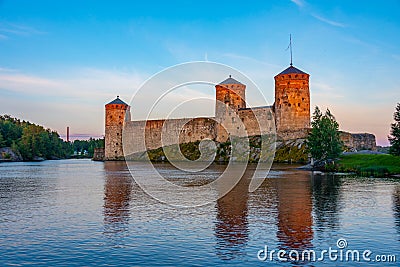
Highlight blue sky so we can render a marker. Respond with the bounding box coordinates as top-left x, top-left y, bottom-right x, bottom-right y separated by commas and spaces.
0, 0, 399, 145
